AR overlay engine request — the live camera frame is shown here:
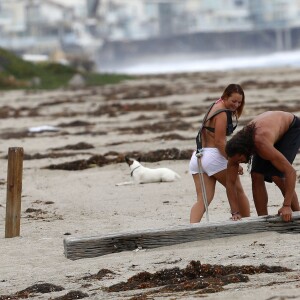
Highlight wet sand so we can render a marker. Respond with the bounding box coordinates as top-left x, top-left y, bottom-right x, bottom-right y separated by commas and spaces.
0, 67, 300, 299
